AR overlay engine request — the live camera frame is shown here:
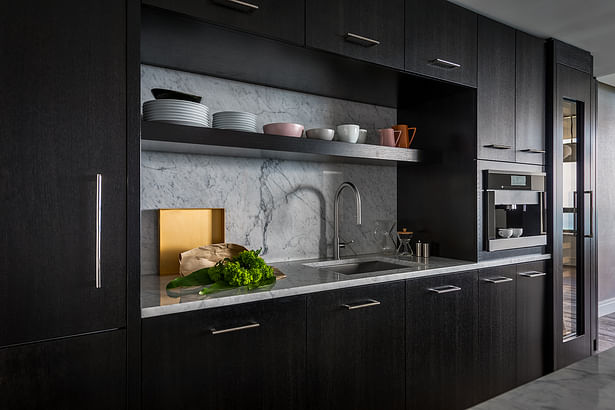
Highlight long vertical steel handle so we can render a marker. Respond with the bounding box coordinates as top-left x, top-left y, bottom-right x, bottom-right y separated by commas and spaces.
96, 173, 102, 289
584, 191, 593, 238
